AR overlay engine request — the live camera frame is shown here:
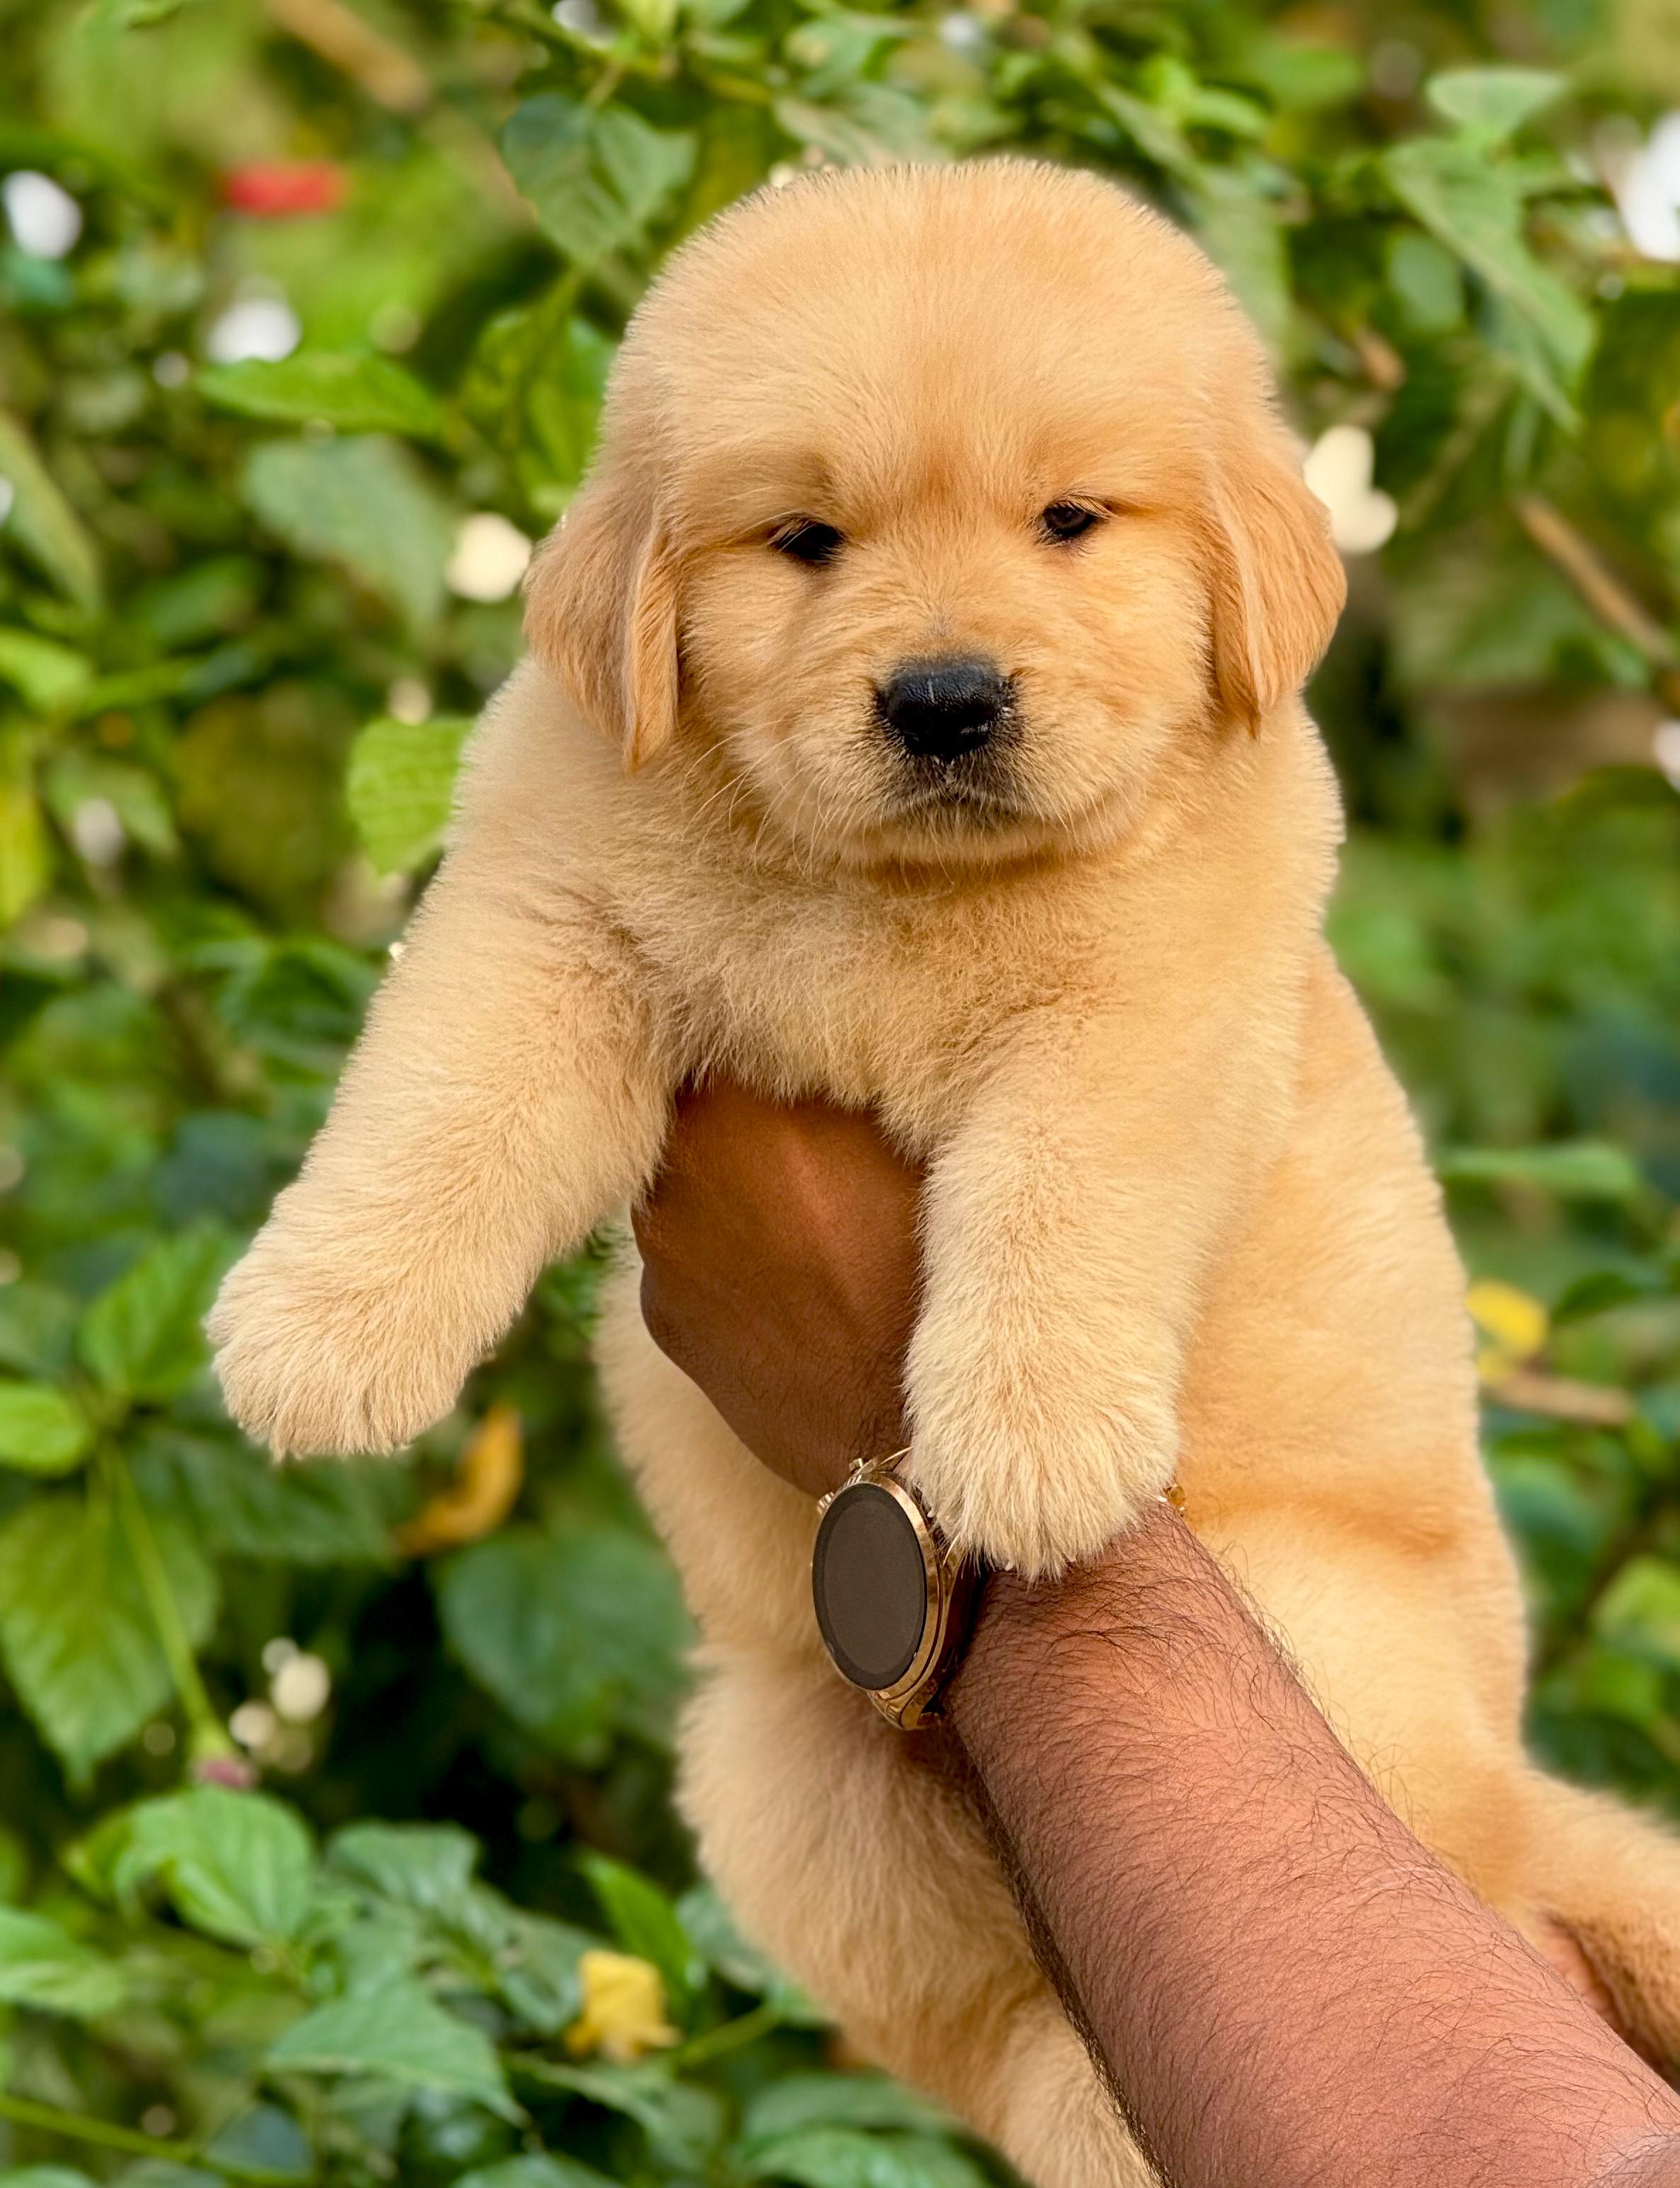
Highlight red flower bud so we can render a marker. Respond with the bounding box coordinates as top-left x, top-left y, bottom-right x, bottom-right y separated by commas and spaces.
222, 163, 345, 218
